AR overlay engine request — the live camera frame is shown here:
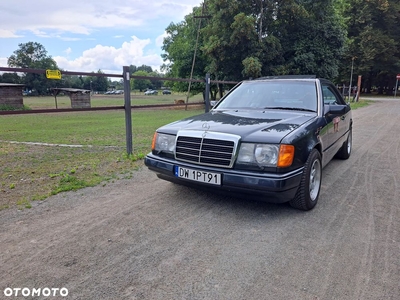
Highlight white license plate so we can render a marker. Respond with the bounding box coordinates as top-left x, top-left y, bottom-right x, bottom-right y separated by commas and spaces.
174, 166, 221, 185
